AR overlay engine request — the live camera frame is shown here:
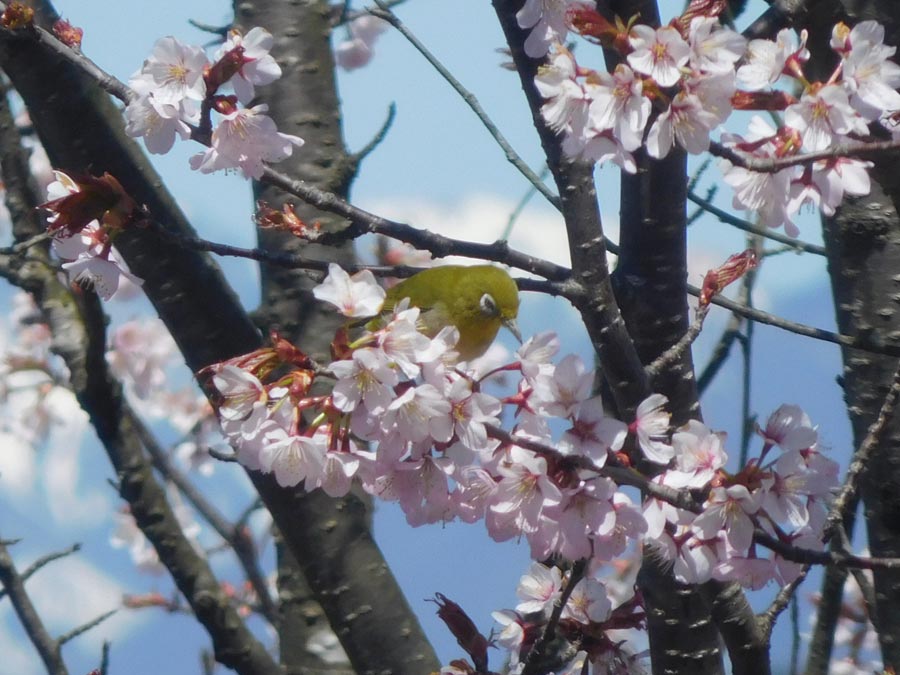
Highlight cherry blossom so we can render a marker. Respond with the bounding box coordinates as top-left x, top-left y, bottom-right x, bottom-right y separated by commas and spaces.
632, 393, 674, 465
687, 16, 746, 74
836, 20, 900, 121
258, 426, 327, 488
129, 36, 208, 105
558, 396, 627, 464
535, 46, 591, 134
335, 15, 388, 71
760, 403, 817, 452
692, 485, 759, 554
124, 94, 193, 154
736, 28, 807, 91
561, 577, 612, 624
189, 103, 304, 179
585, 64, 650, 152
214, 27, 282, 103
627, 25, 689, 88
313, 262, 386, 318
515, 561, 563, 615
329, 347, 399, 414
52, 222, 143, 301
784, 85, 868, 152
516, 0, 573, 58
